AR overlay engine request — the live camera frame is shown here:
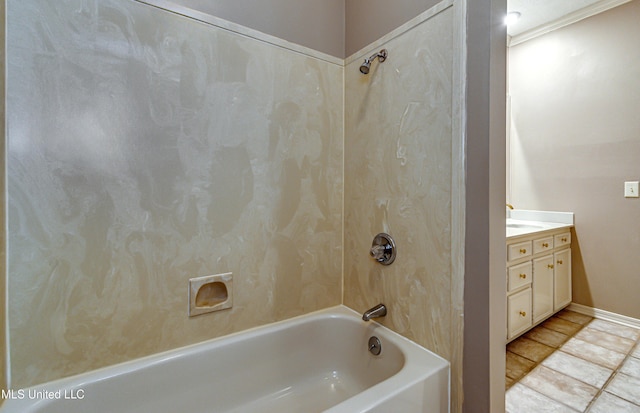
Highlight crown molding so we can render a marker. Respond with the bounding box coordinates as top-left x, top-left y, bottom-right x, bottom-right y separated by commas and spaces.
509, 0, 631, 47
